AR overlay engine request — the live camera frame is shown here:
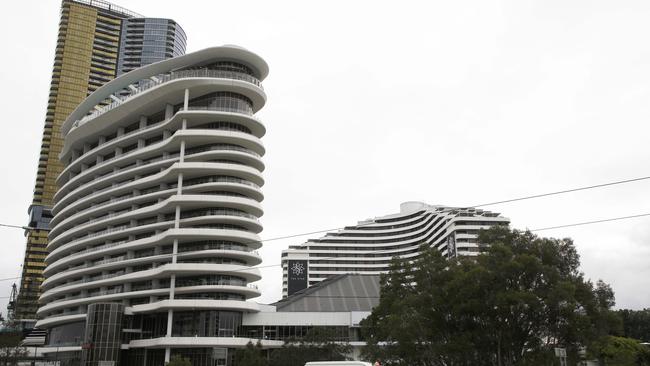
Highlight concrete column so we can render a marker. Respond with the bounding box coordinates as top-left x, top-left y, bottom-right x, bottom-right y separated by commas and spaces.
183, 88, 189, 111
165, 103, 174, 119
165, 270, 176, 364
139, 115, 147, 129
169, 275, 176, 300
179, 140, 186, 163
176, 173, 183, 196
174, 205, 181, 229
172, 239, 178, 263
